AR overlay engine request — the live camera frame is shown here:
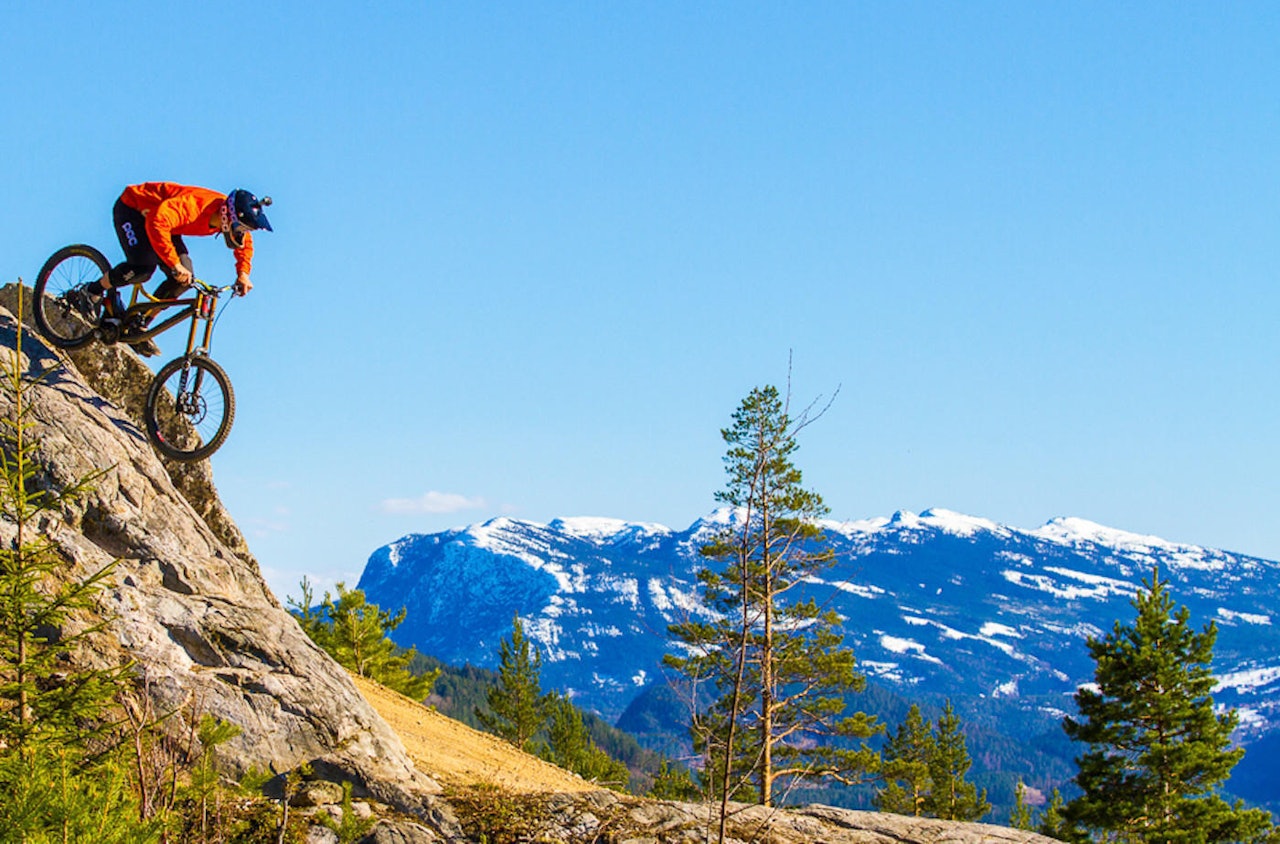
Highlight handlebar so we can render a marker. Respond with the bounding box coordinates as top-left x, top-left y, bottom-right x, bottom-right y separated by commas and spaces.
191, 279, 240, 297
